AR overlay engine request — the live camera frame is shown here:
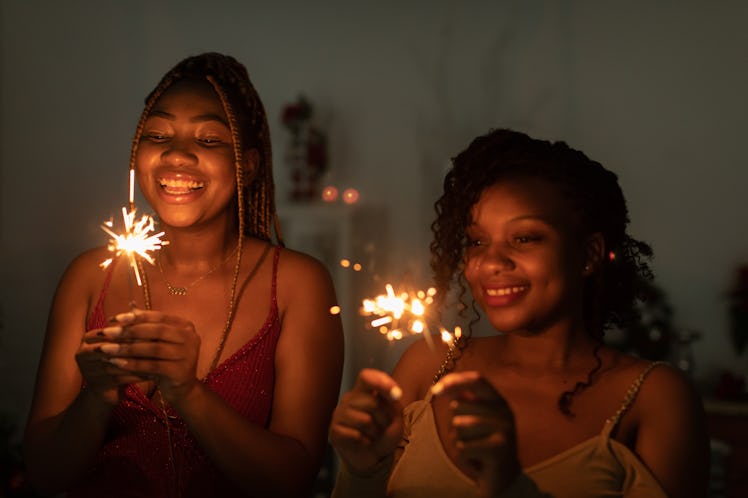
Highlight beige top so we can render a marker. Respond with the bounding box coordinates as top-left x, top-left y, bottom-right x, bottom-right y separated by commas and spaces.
334, 362, 668, 498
